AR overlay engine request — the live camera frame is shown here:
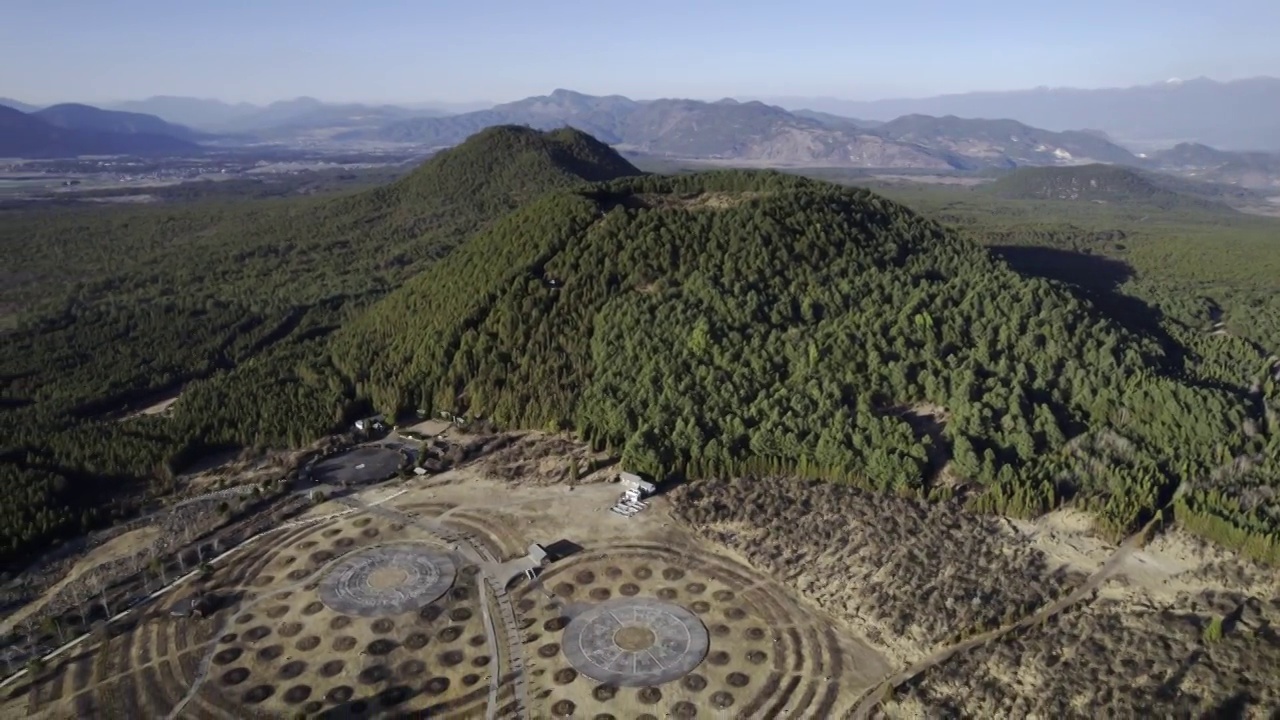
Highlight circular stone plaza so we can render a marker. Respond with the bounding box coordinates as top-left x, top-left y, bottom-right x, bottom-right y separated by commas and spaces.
309, 544, 725, 712
51, 483, 882, 719
318, 543, 457, 617
562, 598, 709, 686
316, 547, 713, 690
